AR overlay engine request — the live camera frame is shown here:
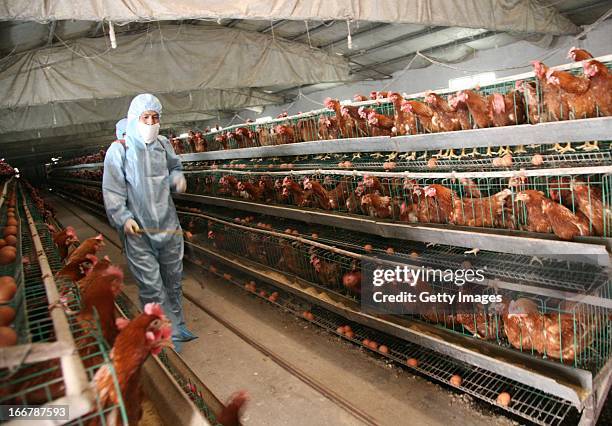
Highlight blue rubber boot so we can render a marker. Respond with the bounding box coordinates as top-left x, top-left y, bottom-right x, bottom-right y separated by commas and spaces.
175, 325, 198, 342
172, 338, 183, 353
